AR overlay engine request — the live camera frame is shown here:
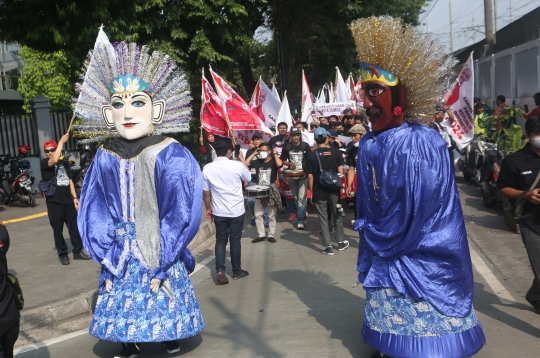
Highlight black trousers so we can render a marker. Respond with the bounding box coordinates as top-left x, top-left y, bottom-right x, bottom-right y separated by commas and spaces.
519, 222, 540, 305
0, 319, 19, 358
46, 201, 83, 257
